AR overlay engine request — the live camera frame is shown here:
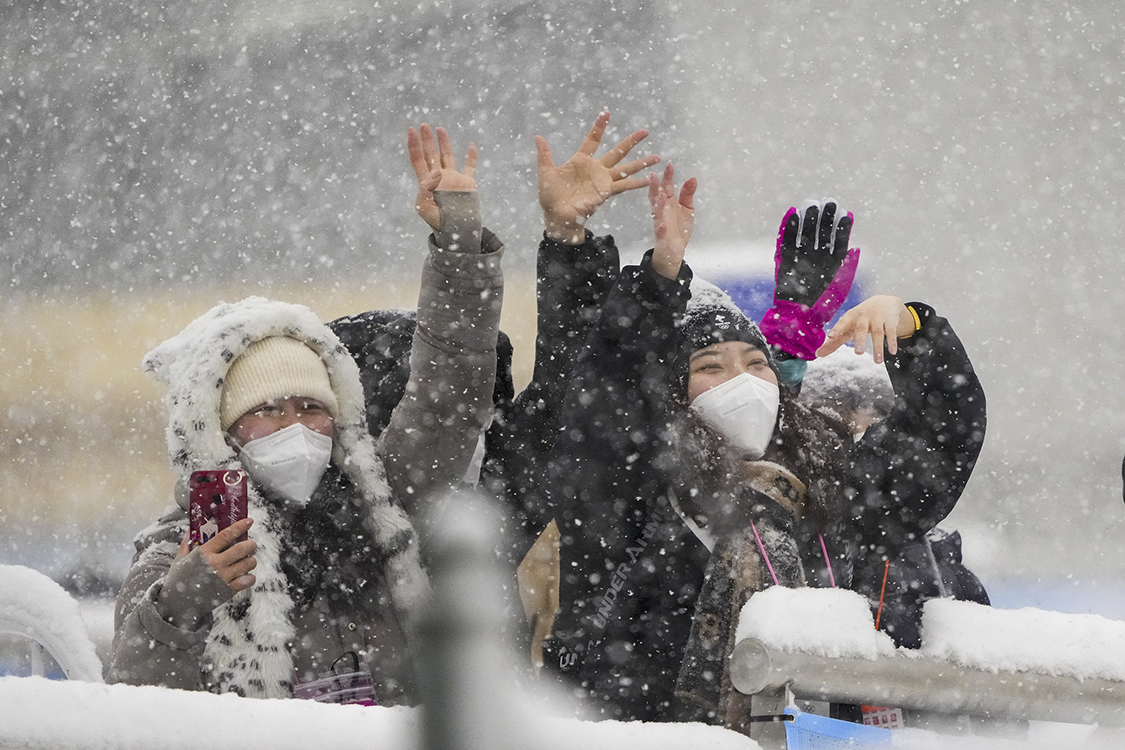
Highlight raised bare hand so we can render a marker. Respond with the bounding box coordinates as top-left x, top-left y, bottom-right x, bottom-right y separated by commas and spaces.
816, 295, 916, 363
408, 123, 478, 230
536, 111, 661, 244
649, 164, 697, 280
